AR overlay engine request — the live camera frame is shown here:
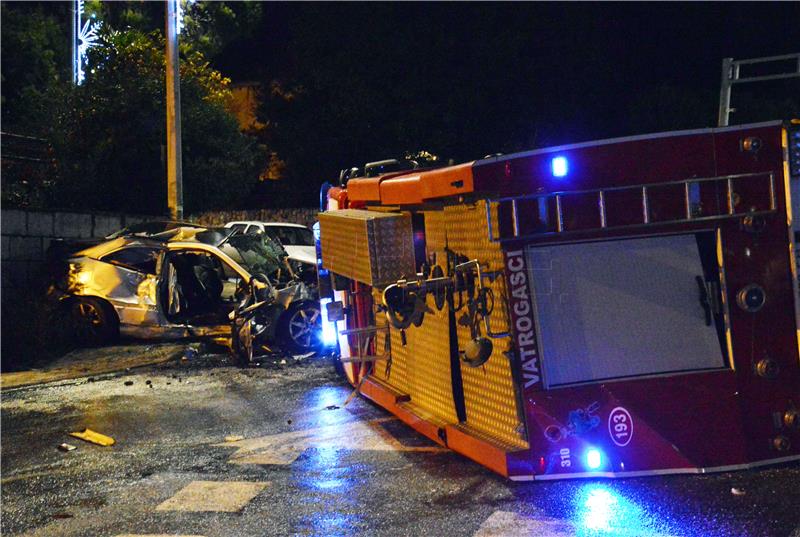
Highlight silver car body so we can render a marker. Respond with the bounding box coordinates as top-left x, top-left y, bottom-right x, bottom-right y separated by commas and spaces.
57, 227, 312, 341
